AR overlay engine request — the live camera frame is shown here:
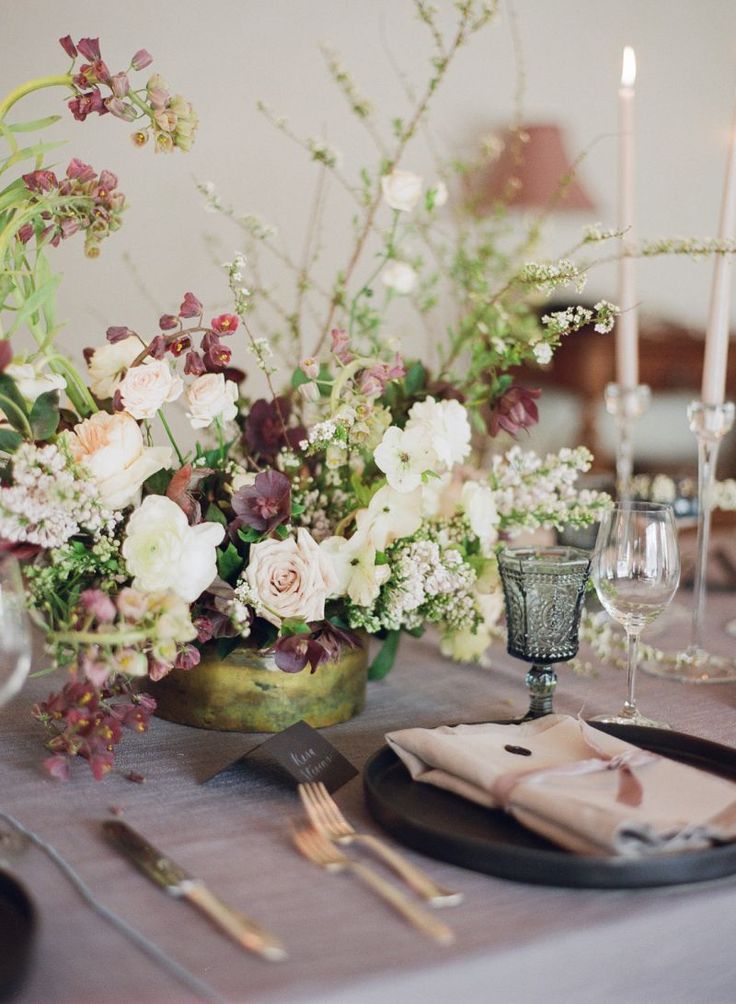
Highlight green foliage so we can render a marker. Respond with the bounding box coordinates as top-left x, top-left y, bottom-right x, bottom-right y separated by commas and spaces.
143, 468, 173, 496
29, 389, 60, 439
368, 628, 400, 680
217, 542, 244, 584
0, 427, 21, 452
